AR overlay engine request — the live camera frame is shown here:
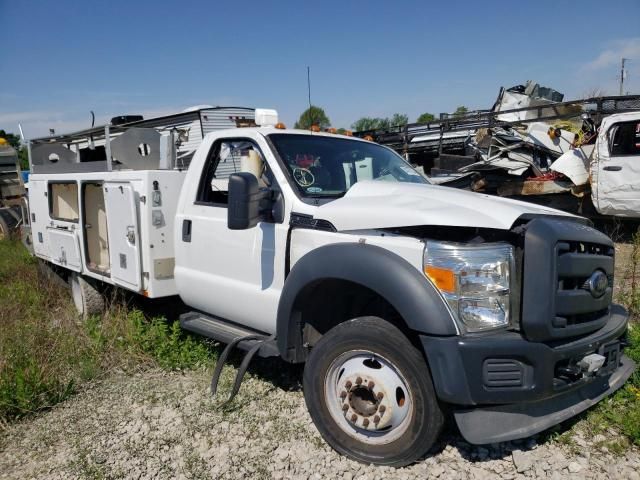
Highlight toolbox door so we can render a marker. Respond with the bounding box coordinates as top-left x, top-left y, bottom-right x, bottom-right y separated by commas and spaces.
47, 227, 82, 272
104, 182, 141, 291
